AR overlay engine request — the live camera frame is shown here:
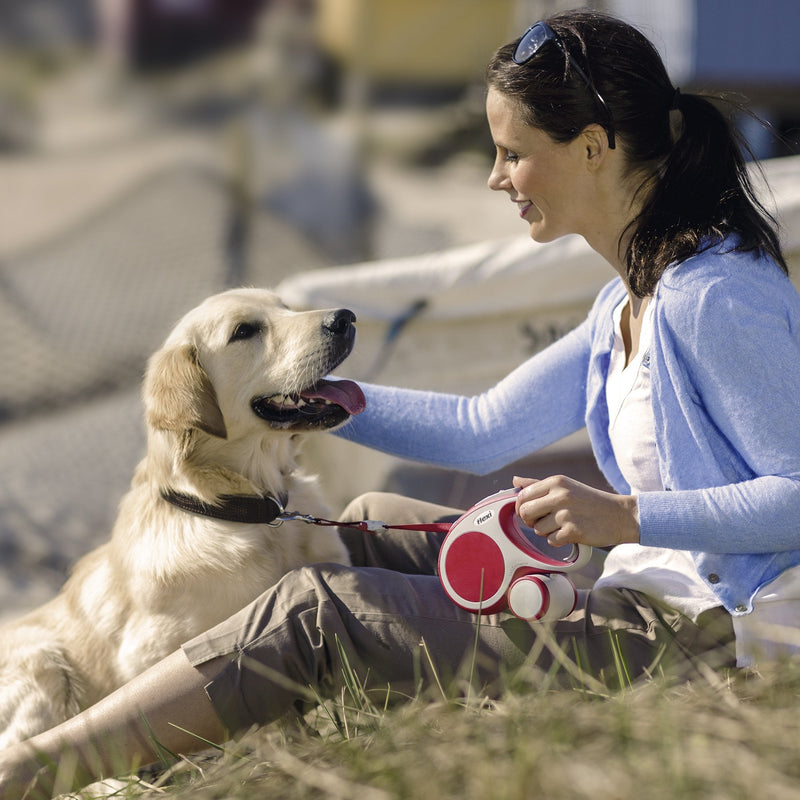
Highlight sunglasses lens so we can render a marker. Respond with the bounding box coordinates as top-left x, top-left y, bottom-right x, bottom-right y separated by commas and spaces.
513, 22, 551, 64
511, 21, 616, 149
